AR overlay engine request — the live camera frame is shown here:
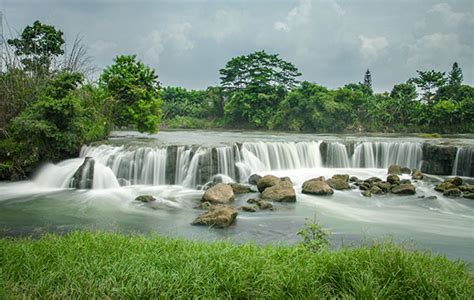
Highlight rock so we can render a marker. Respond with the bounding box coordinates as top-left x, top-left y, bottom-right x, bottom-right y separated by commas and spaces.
248, 174, 262, 185
69, 157, 95, 189
241, 205, 258, 212
349, 176, 359, 182
191, 205, 238, 228
201, 183, 235, 204
375, 181, 391, 193
411, 169, 424, 180
388, 165, 402, 175
229, 183, 253, 194
257, 200, 273, 210
386, 174, 400, 185
426, 196, 438, 200
247, 198, 259, 204
326, 178, 350, 190
212, 174, 226, 184
443, 188, 461, 197
280, 177, 293, 184
332, 174, 349, 182
361, 190, 372, 197
135, 195, 156, 203
370, 185, 384, 195
434, 182, 456, 192
261, 181, 296, 202
401, 167, 411, 174
445, 177, 463, 186
463, 192, 474, 199
201, 182, 216, 191
459, 184, 474, 193
421, 144, 457, 175
391, 183, 416, 195
302, 179, 334, 195
365, 177, 382, 184
256, 175, 281, 193
400, 179, 411, 185
199, 201, 213, 210
359, 182, 372, 191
